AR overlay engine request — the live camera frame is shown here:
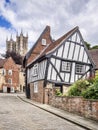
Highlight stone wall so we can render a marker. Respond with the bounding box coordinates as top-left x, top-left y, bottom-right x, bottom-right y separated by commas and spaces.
49, 96, 98, 121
